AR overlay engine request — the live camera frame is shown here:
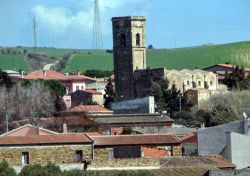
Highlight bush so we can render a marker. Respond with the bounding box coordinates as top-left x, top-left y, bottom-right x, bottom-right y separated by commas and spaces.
0, 160, 17, 176
19, 163, 62, 176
